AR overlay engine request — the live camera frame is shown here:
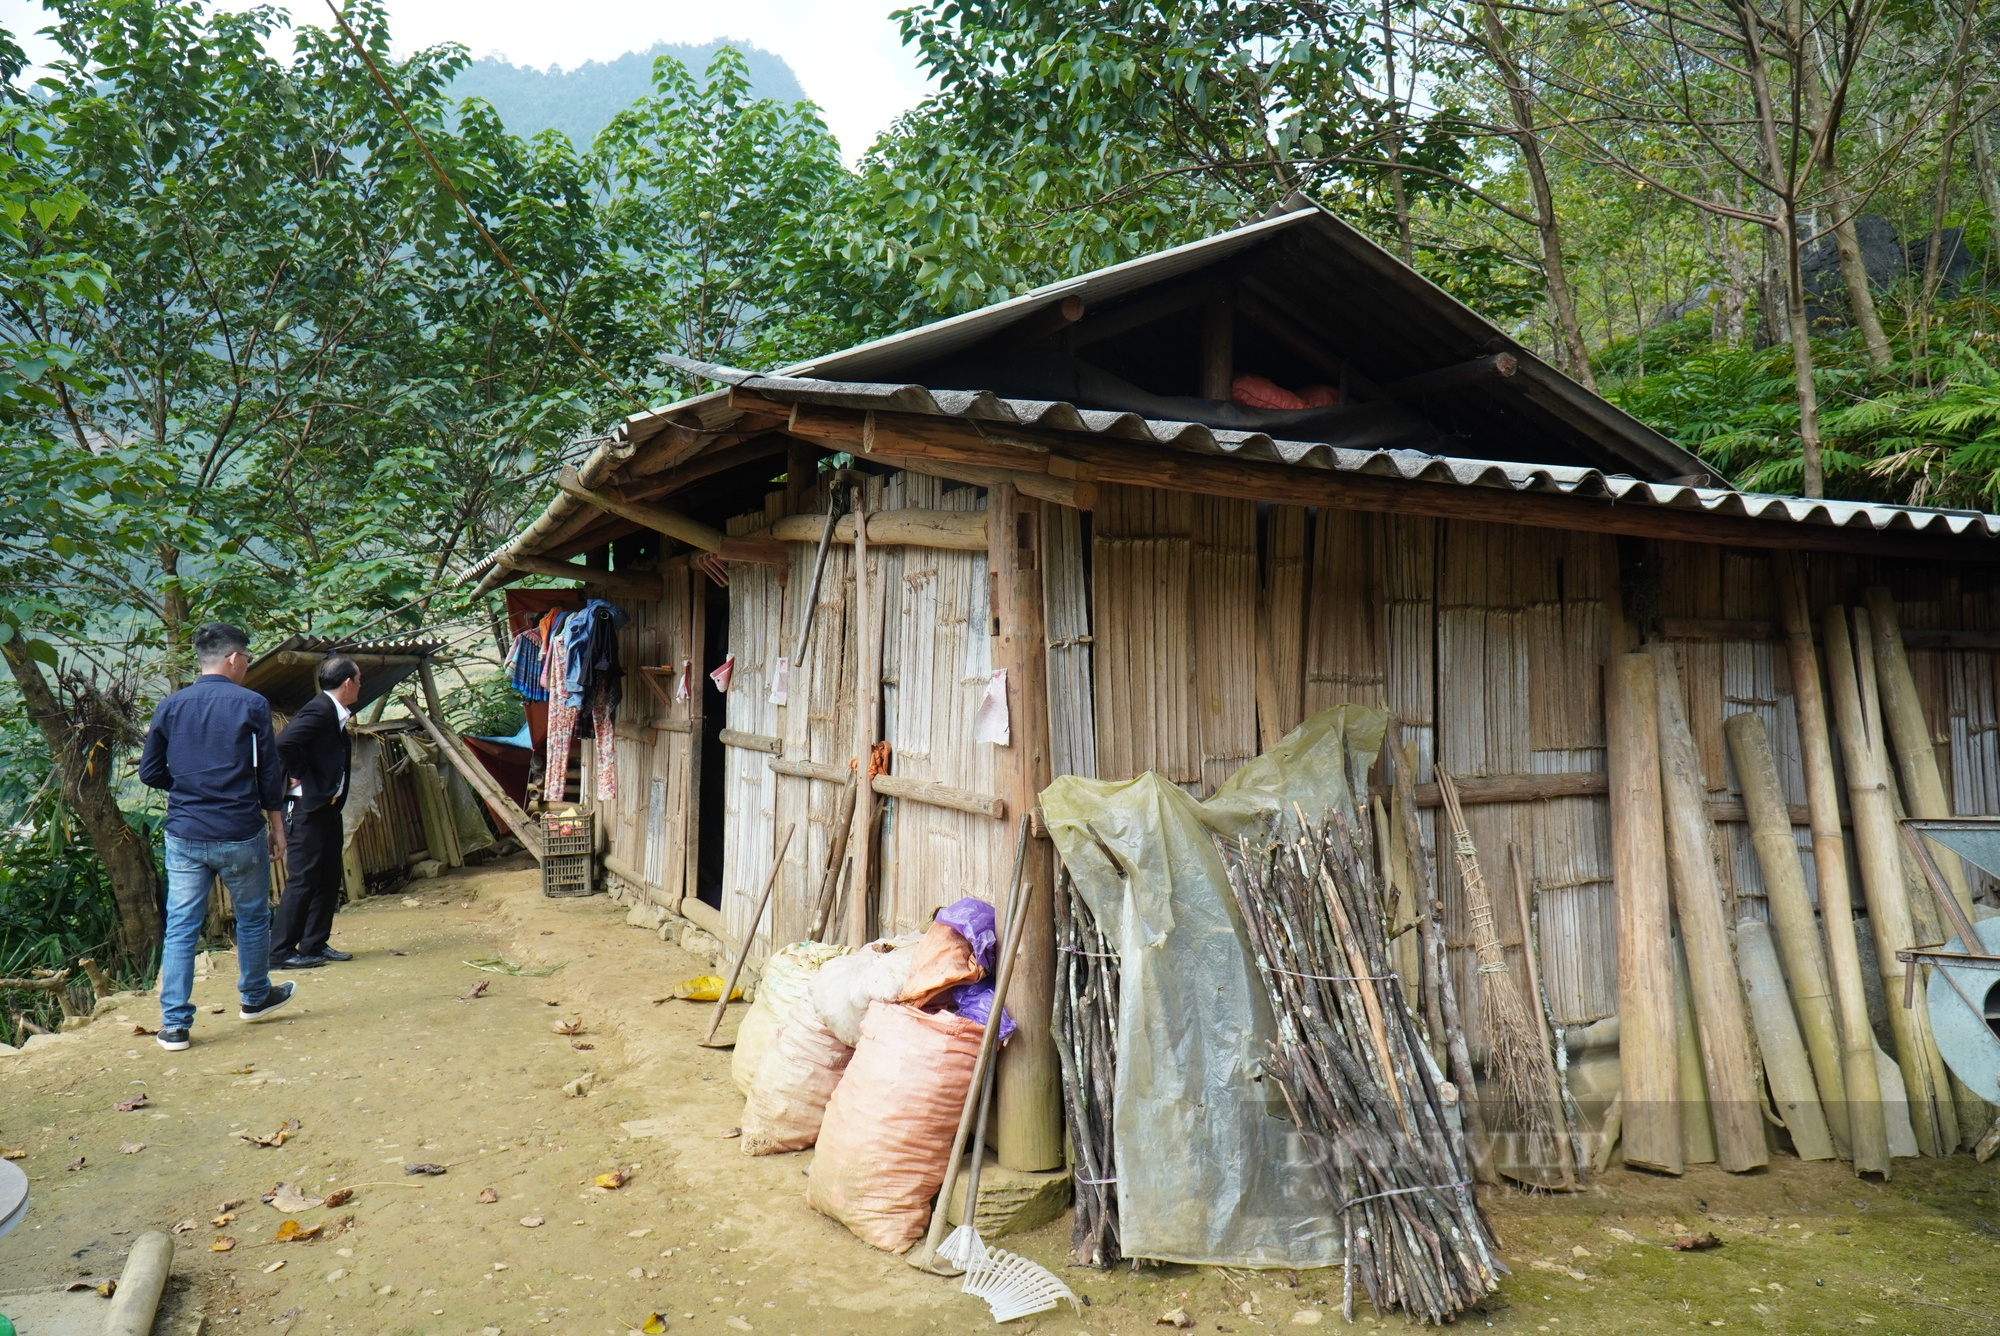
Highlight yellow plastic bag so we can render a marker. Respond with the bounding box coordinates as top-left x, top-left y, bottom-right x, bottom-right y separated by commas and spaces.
672, 975, 743, 1002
